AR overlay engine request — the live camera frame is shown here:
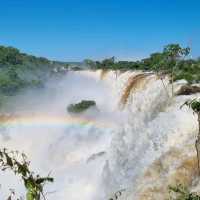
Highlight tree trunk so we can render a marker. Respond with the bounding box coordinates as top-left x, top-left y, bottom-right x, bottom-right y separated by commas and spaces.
195, 112, 200, 175
171, 67, 174, 97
